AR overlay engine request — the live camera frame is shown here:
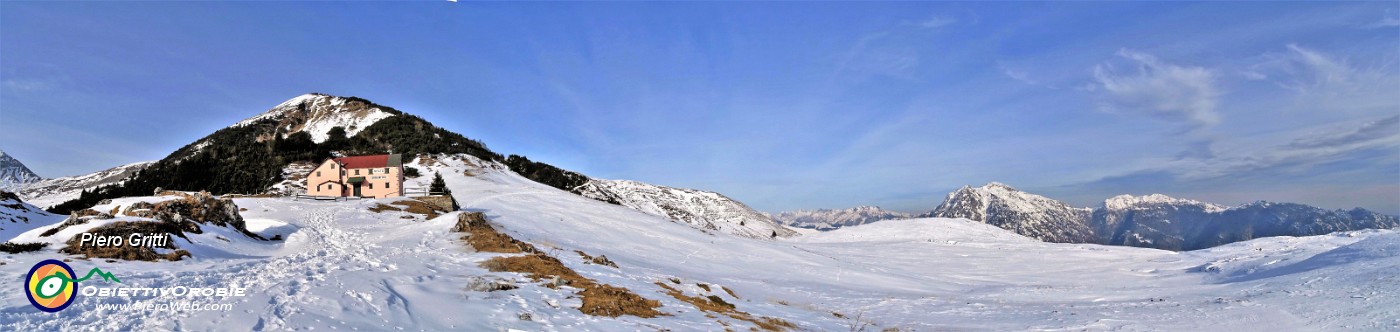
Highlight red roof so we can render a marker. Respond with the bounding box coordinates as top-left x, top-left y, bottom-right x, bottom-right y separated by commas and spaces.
335, 155, 391, 169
